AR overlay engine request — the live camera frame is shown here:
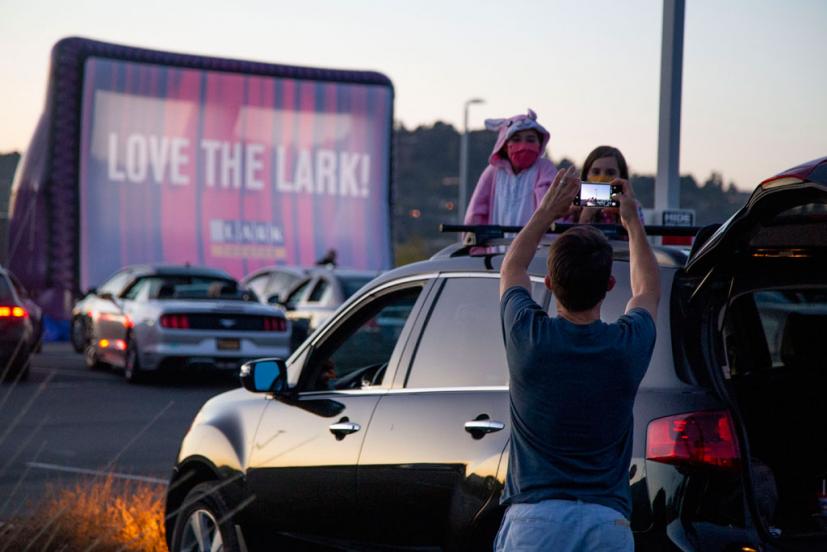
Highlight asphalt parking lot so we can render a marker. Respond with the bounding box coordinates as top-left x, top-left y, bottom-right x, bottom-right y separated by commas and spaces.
0, 342, 237, 517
